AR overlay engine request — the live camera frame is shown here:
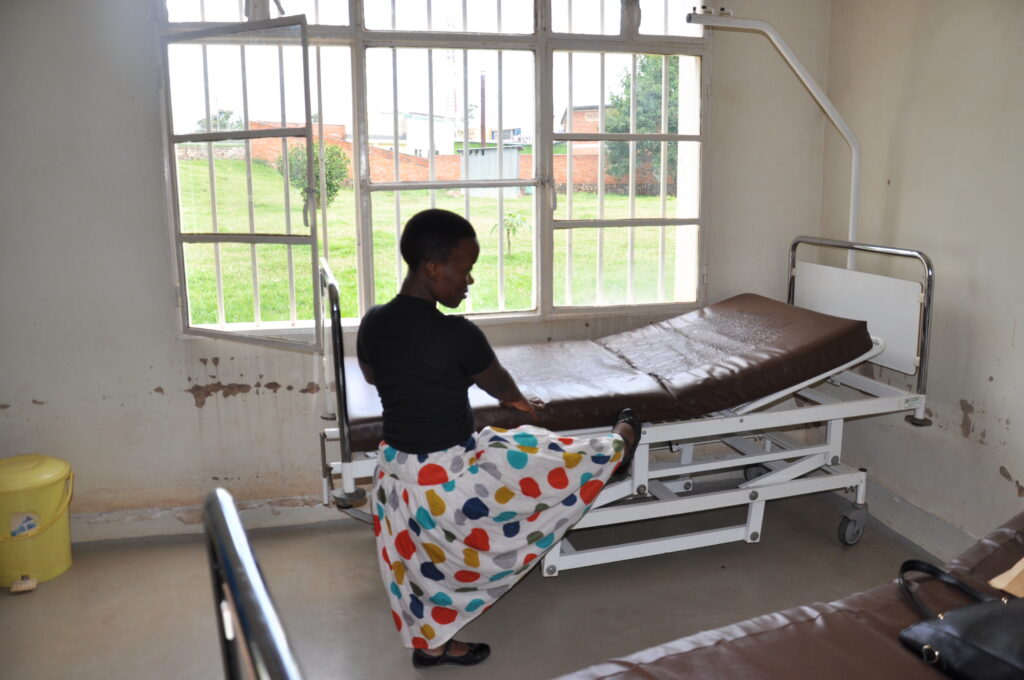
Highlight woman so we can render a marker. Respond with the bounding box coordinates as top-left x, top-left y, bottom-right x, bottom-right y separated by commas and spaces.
357, 208, 640, 668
